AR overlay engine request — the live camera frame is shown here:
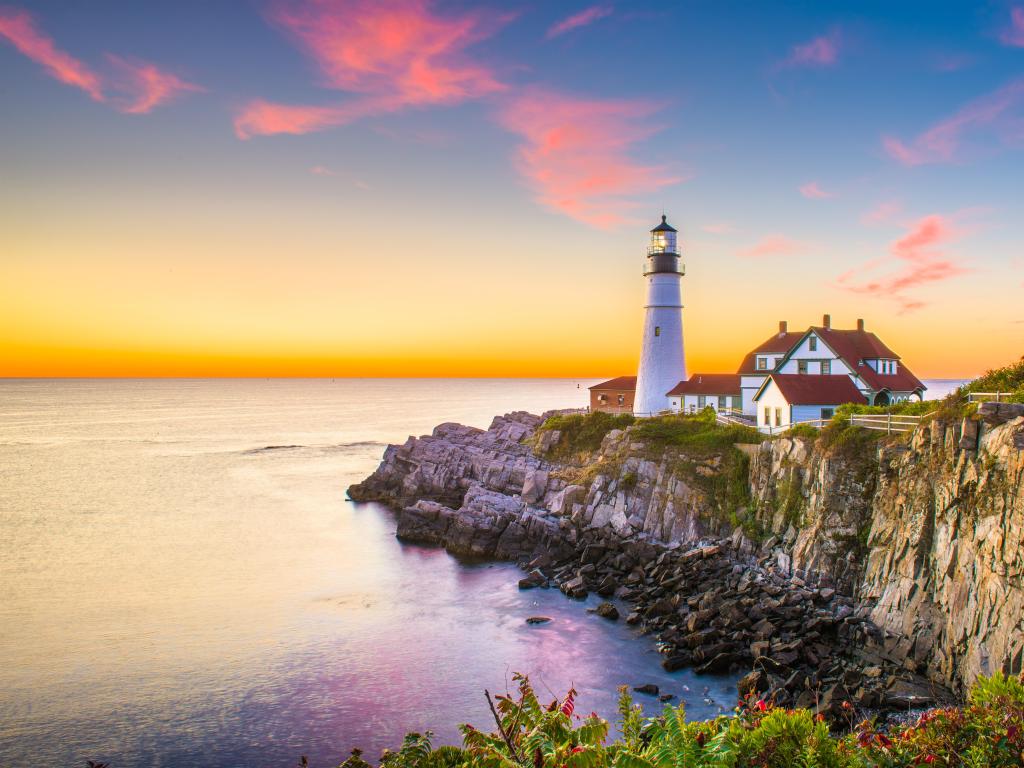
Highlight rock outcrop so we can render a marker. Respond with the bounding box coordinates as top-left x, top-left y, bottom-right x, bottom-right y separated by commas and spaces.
348, 404, 1024, 710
